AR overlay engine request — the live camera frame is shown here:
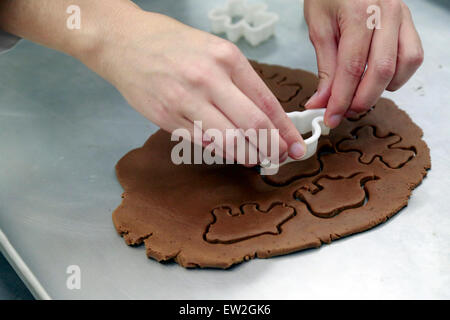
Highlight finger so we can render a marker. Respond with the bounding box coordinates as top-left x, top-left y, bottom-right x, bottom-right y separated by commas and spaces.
386, 4, 424, 91
230, 57, 306, 160
169, 117, 212, 148
325, 21, 374, 128
169, 119, 237, 165
185, 100, 261, 167
168, 101, 248, 166
214, 82, 285, 163
348, 1, 401, 114
212, 78, 295, 162
304, 23, 338, 110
